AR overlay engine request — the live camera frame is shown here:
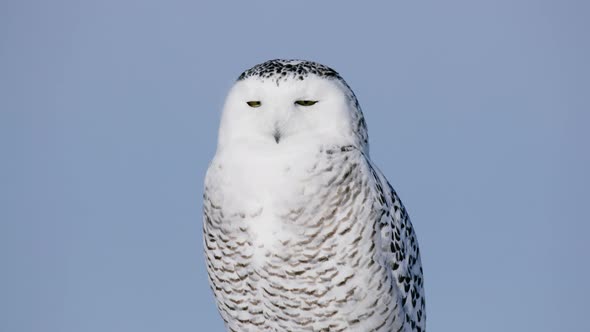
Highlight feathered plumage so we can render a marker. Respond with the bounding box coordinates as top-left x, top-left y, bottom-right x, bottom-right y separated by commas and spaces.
203, 59, 425, 331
